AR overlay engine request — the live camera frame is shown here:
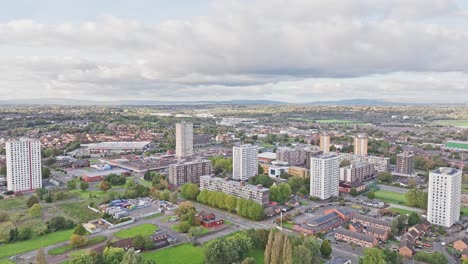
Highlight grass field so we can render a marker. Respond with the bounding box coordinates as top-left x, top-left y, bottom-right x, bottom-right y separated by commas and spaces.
374, 190, 406, 205
56, 202, 100, 223
143, 243, 205, 264
0, 197, 27, 211
0, 229, 73, 259
69, 189, 108, 200
114, 224, 158, 239
388, 207, 413, 215
281, 222, 294, 229
462, 207, 468, 215
0, 259, 14, 264
434, 120, 468, 128
246, 249, 265, 264
48, 235, 107, 255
